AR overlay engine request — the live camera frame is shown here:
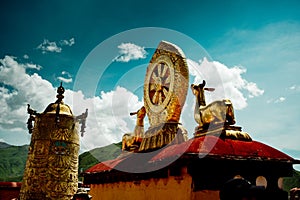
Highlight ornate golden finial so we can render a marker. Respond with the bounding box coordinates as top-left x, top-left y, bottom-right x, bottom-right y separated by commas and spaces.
43, 82, 73, 116
55, 82, 65, 123
56, 82, 65, 103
